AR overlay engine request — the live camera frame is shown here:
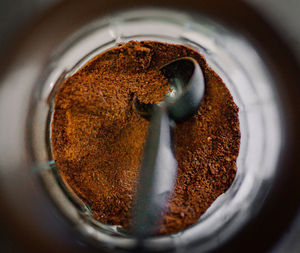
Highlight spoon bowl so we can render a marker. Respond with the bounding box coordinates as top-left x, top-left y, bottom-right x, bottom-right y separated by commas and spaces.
133, 57, 205, 122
